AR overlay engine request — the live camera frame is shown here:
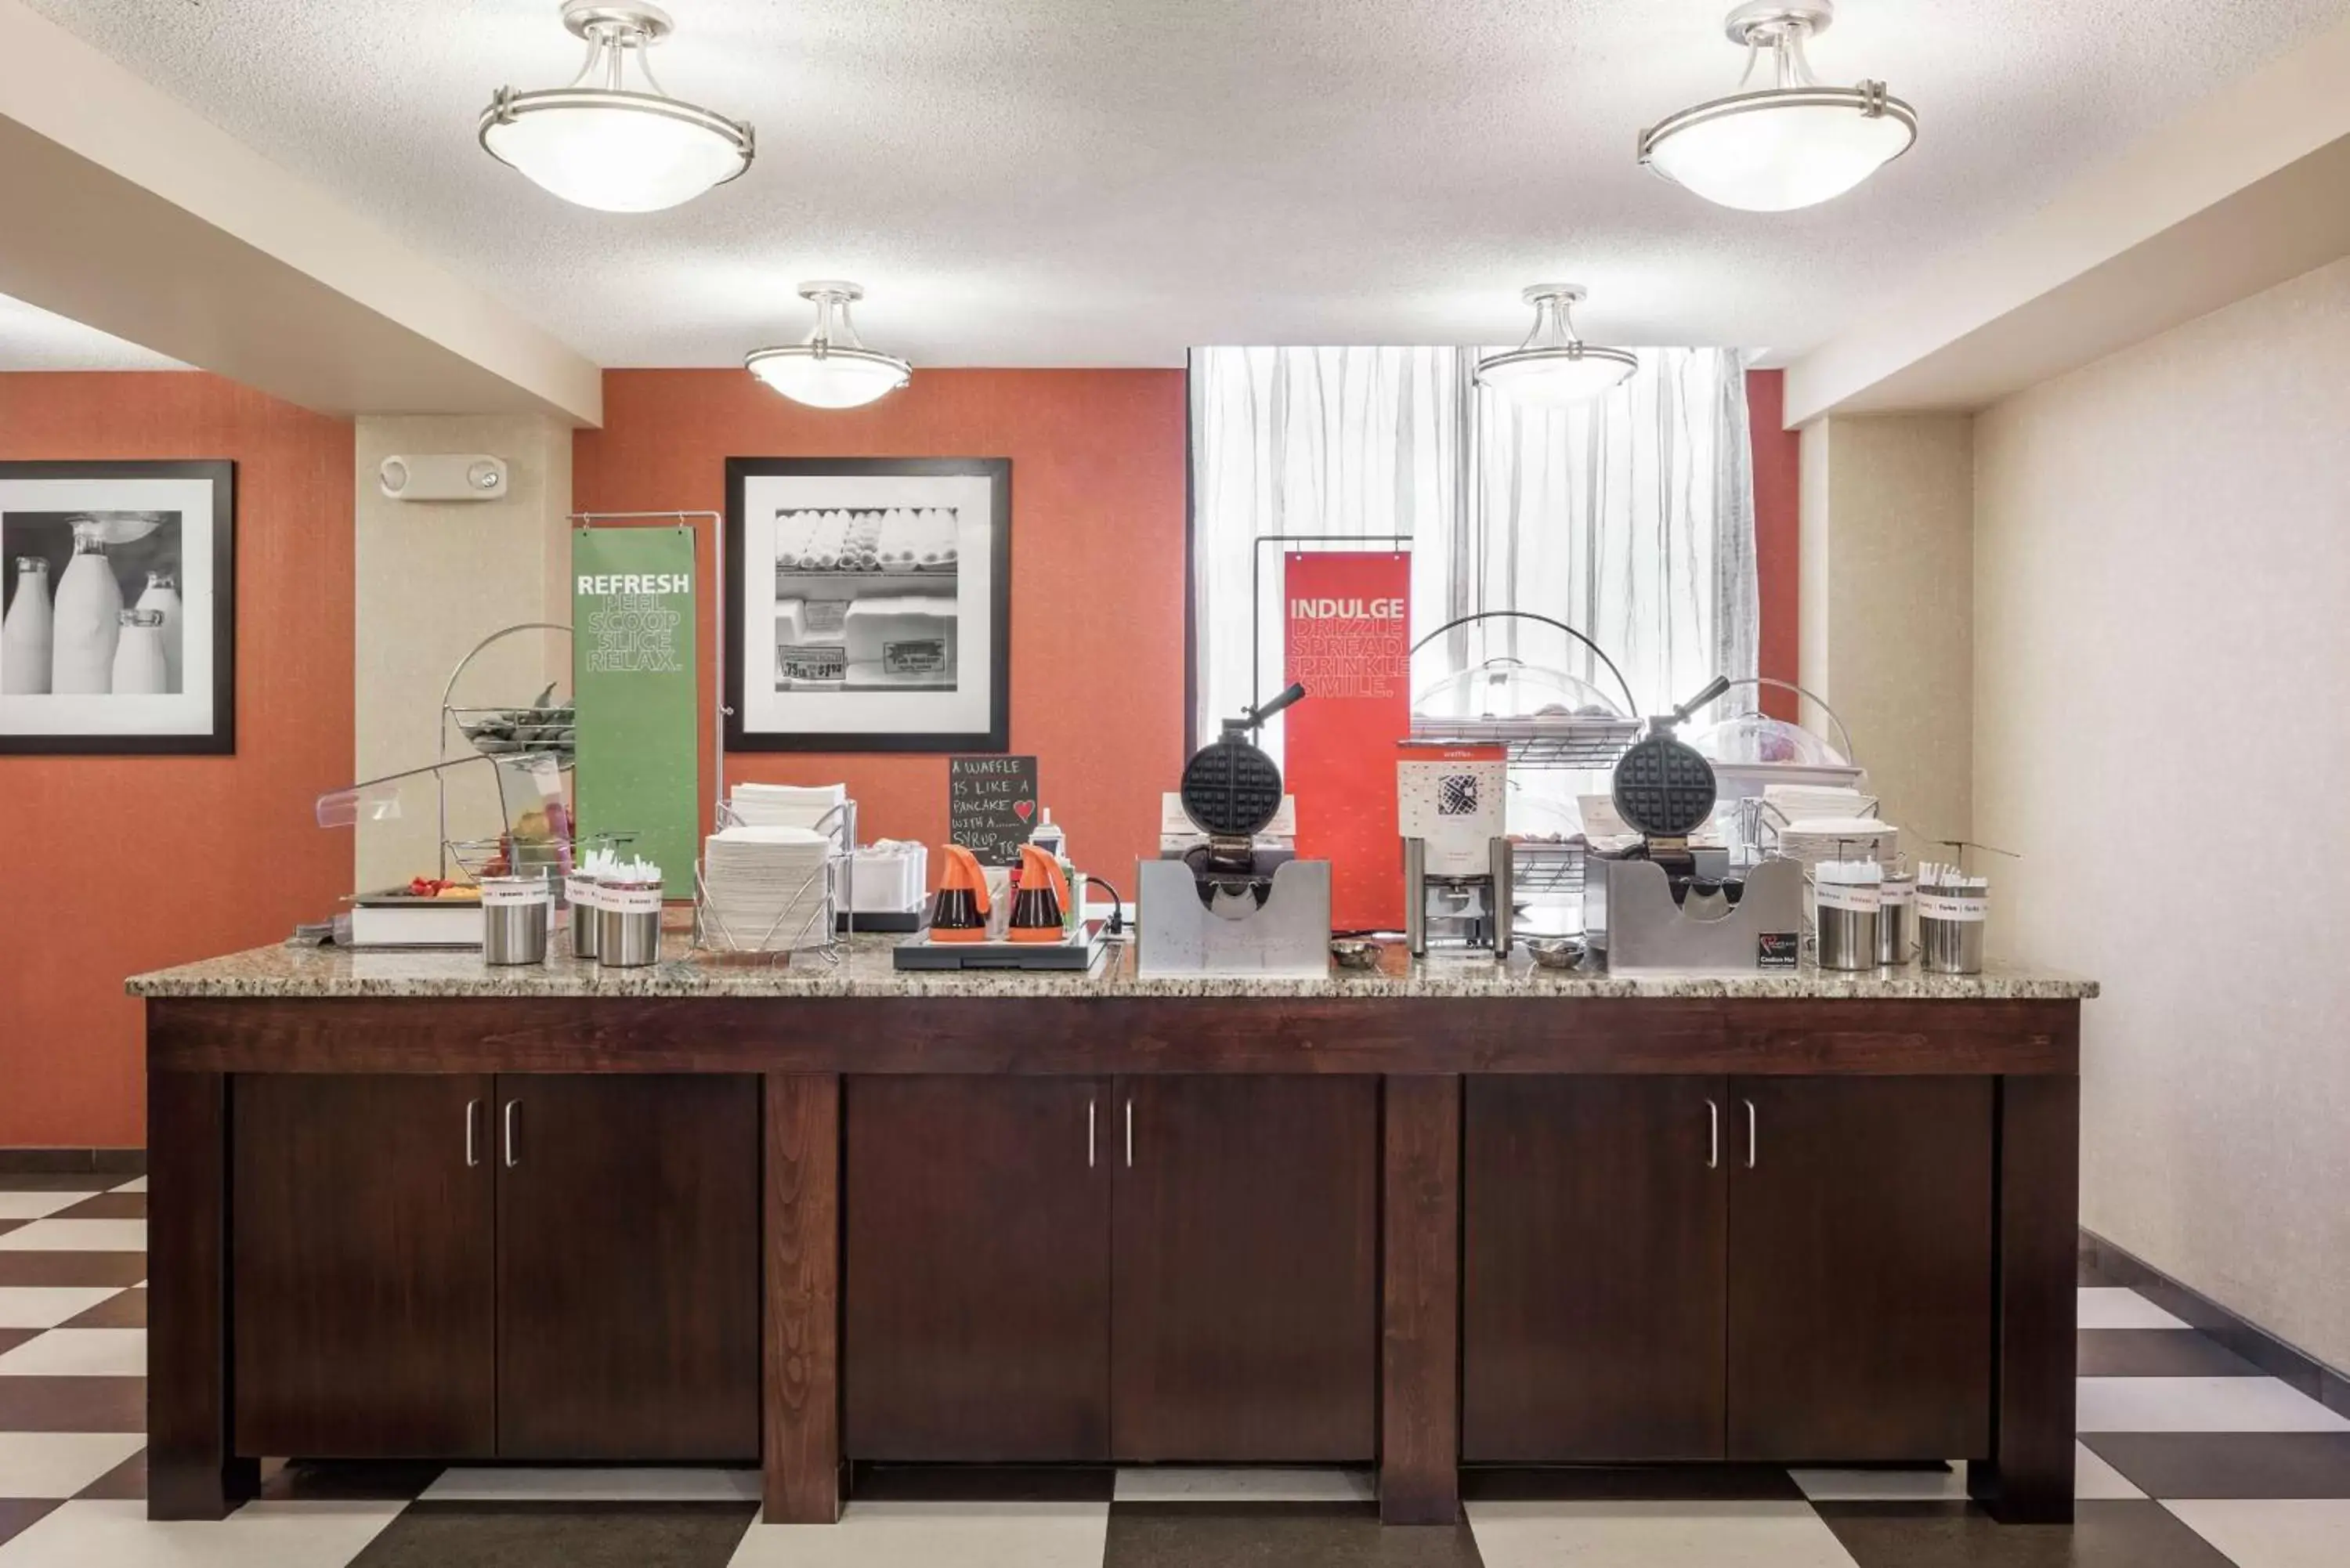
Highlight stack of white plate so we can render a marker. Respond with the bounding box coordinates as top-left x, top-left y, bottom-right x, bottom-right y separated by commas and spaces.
1773, 816, 1900, 866
728, 782, 847, 833
701, 825, 833, 949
